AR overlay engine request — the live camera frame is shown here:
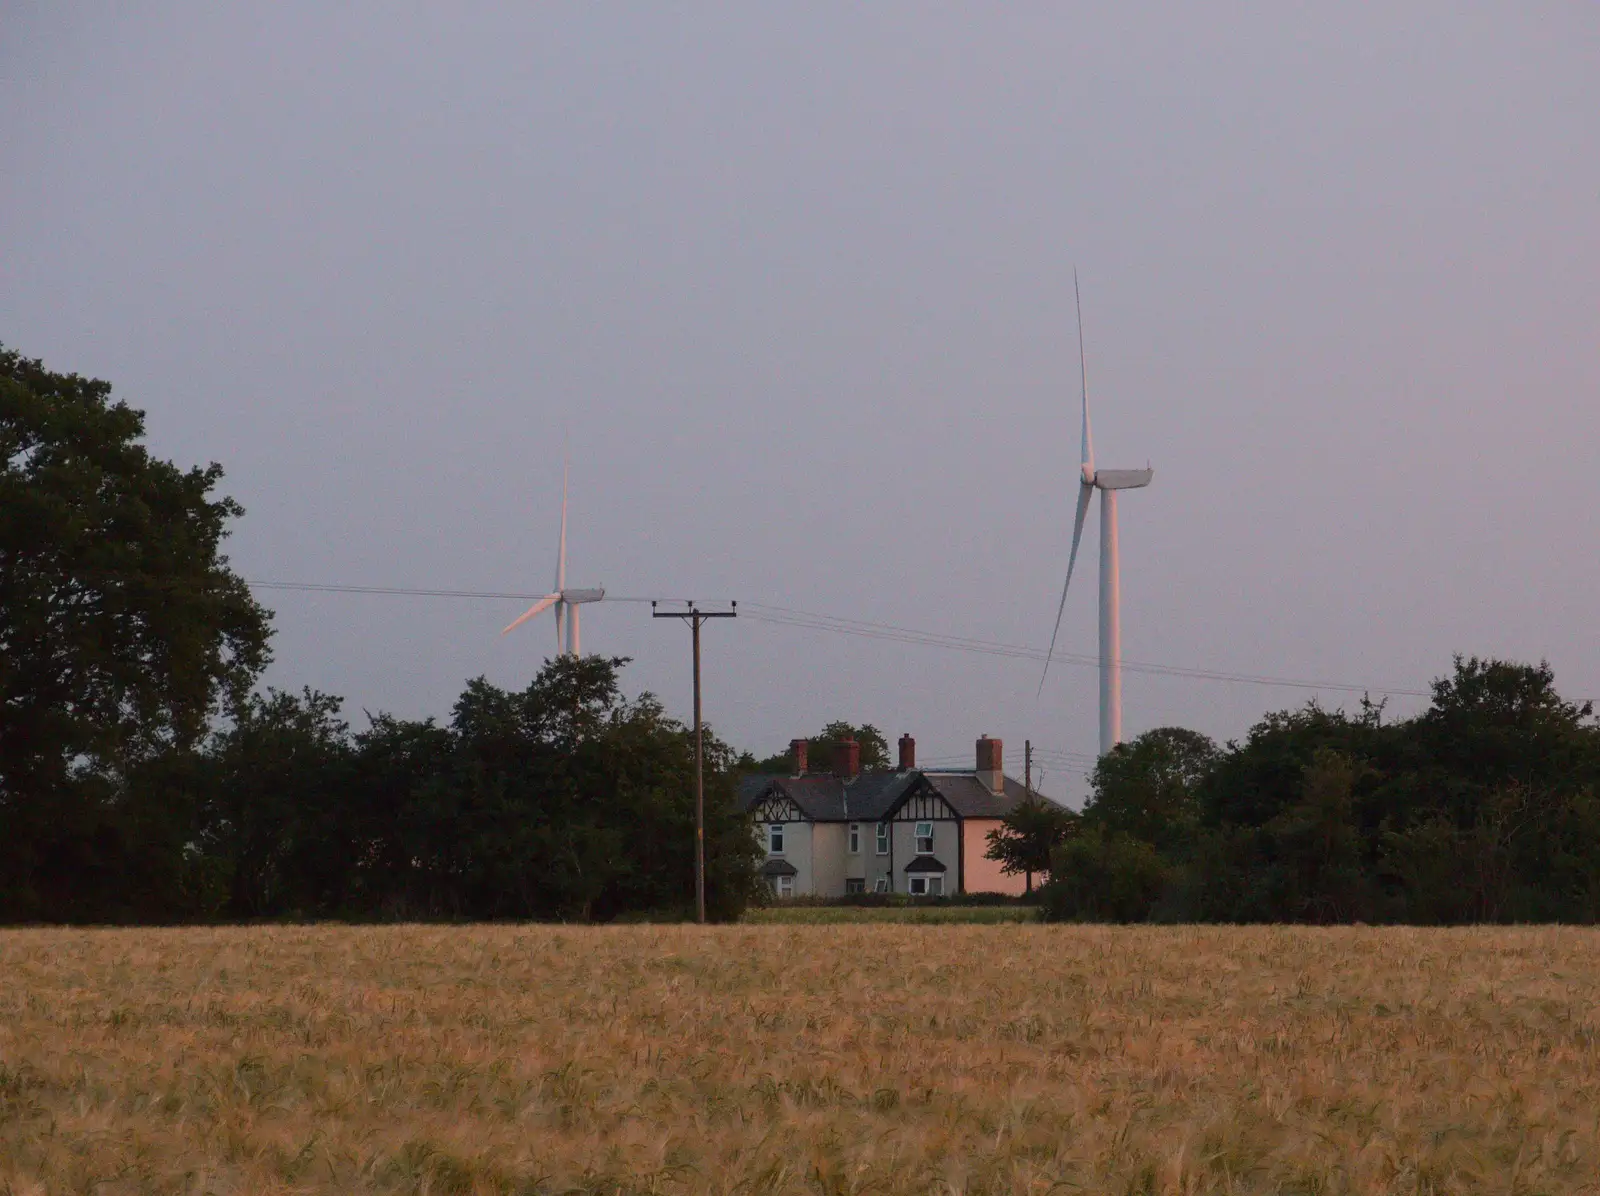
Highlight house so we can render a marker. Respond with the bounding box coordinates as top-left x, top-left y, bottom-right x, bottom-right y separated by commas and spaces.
737, 734, 1052, 898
